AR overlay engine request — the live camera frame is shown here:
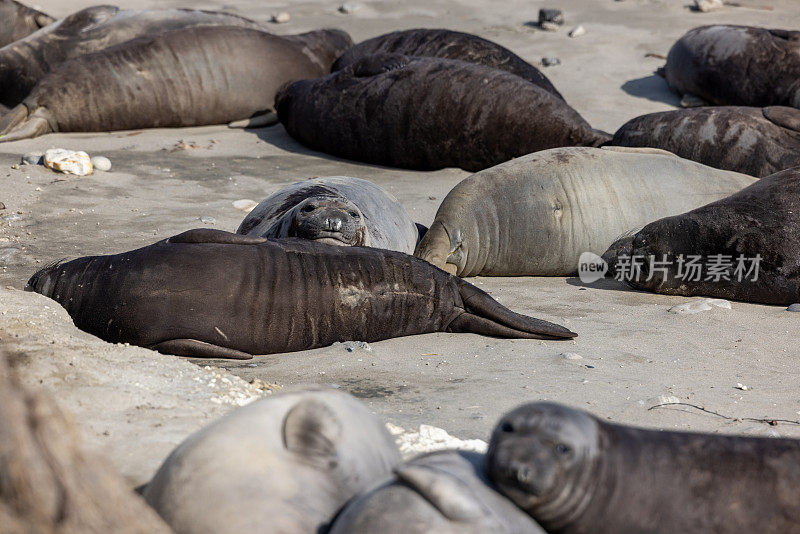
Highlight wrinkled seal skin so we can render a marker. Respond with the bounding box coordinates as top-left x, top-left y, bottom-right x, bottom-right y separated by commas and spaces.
664, 25, 800, 108
330, 450, 546, 534
332, 28, 563, 100
144, 388, 401, 534
0, 6, 269, 108
238, 176, 421, 253
602, 167, 800, 305
25, 229, 575, 359
0, 0, 53, 49
611, 106, 800, 178
414, 146, 756, 277
0, 26, 353, 141
488, 402, 800, 534
276, 54, 609, 172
